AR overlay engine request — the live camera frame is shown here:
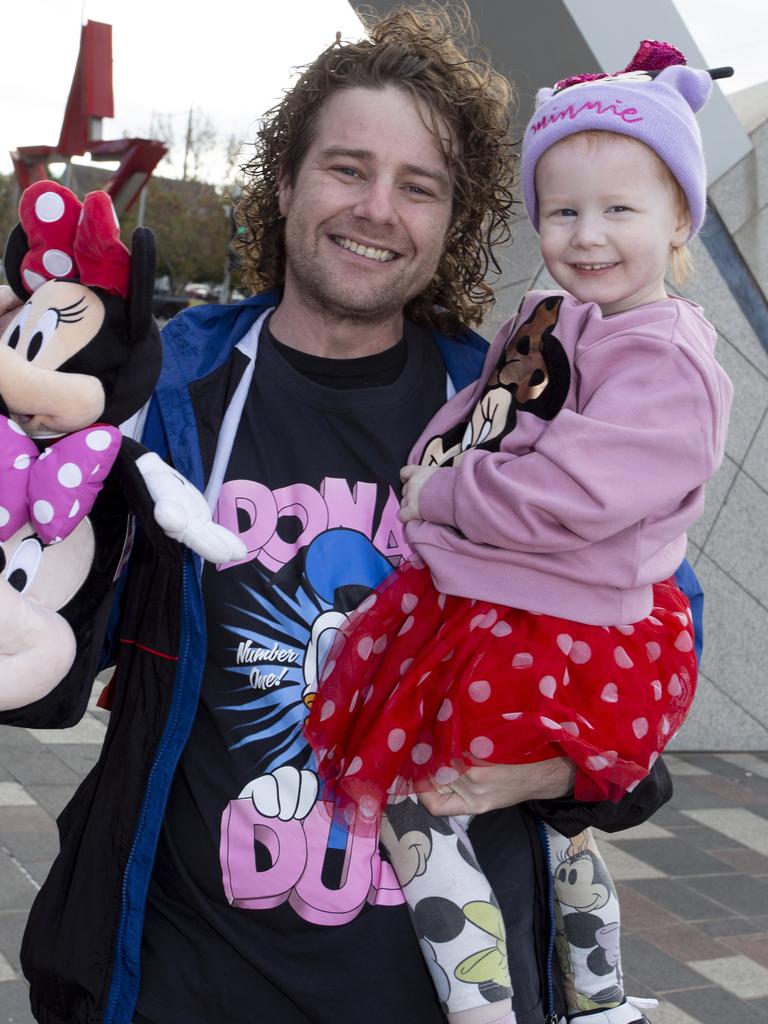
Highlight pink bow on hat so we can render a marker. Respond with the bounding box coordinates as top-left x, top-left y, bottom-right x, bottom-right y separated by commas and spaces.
0, 415, 122, 544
